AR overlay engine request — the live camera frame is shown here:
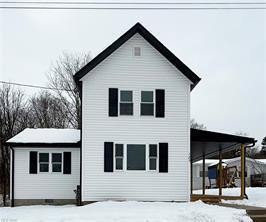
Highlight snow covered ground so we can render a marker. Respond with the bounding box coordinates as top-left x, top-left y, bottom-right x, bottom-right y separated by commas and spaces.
0, 201, 252, 222
194, 187, 266, 208
222, 187, 266, 208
